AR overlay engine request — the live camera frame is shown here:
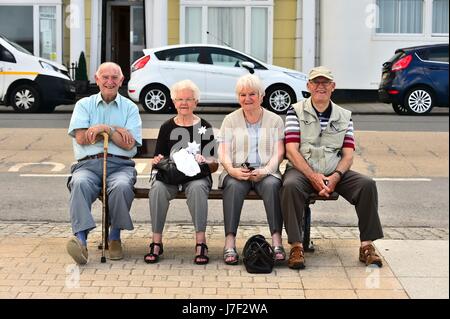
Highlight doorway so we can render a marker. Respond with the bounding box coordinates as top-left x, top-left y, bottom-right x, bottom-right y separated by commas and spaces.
106, 2, 145, 83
